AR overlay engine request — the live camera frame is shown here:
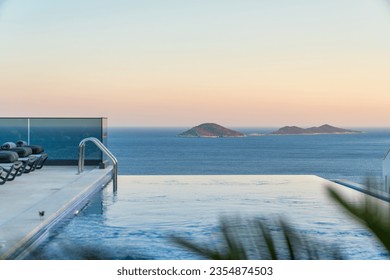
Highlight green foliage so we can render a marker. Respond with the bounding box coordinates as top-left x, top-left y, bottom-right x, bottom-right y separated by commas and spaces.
327, 178, 390, 253
173, 217, 342, 260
